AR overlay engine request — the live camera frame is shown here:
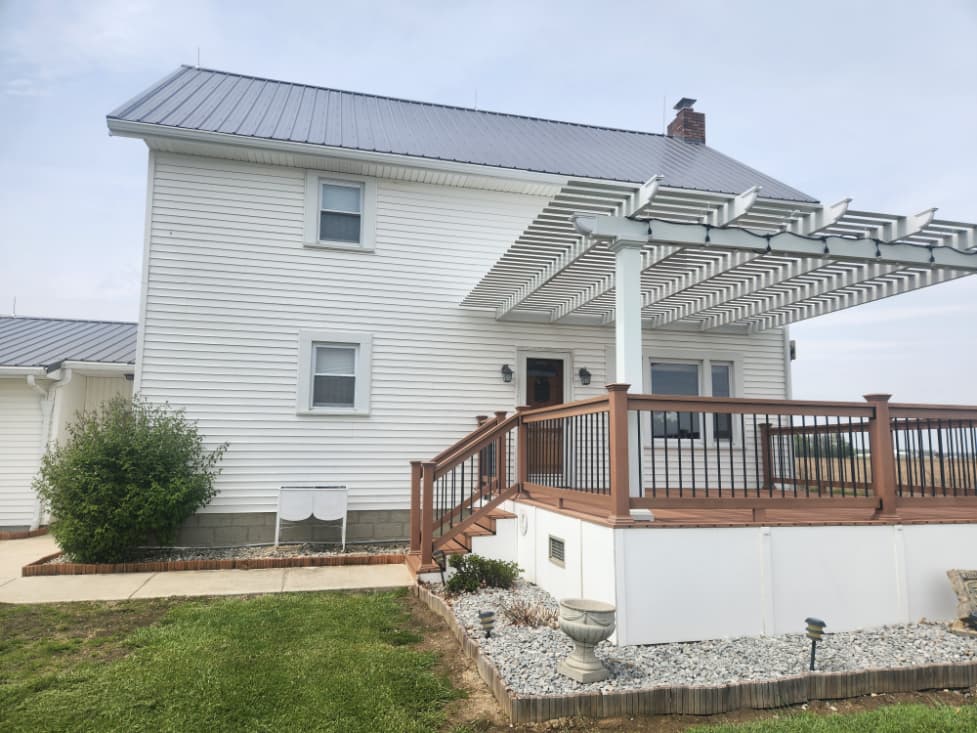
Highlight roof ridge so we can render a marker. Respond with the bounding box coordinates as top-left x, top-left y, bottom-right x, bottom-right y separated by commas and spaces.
0, 316, 137, 326
151, 64, 672, 140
